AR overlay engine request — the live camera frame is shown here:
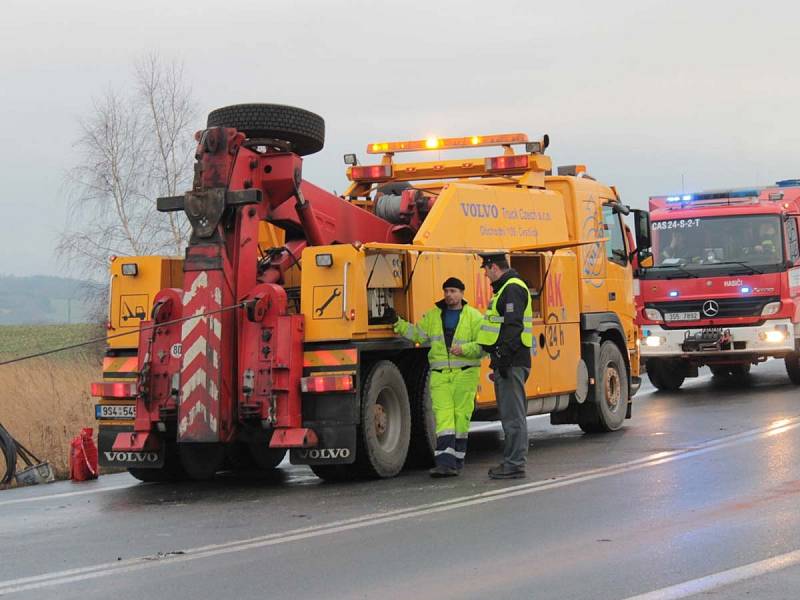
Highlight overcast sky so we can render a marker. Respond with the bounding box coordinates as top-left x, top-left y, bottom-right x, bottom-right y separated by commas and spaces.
1, 0, 798, 278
